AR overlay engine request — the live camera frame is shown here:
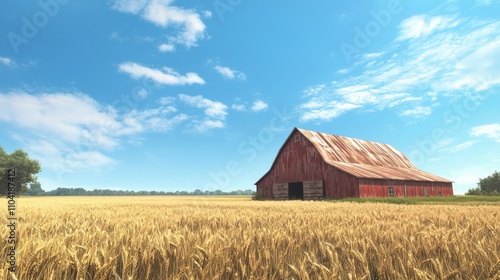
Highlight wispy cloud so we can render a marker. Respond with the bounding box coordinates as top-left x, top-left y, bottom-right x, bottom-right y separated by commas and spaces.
250, 100, 268, 112
442, 141, 476, 153
299, 8, 500, 122
230, 100, 269, 112
179, 94, 228, 132
111, 0, 148, 13
110, 0, 206, 48
214, 65, 246, 80
471, 123, 500, 142
158, 43, 175, 52
397, 15, 458, 40
0, 57, 15, 67
118, 62, 205, 85
401, 106, 432, 118
231, 104, 246, 111
300, 101, 360, 122
475, 0, 497, 6
0, 91, 188, 173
